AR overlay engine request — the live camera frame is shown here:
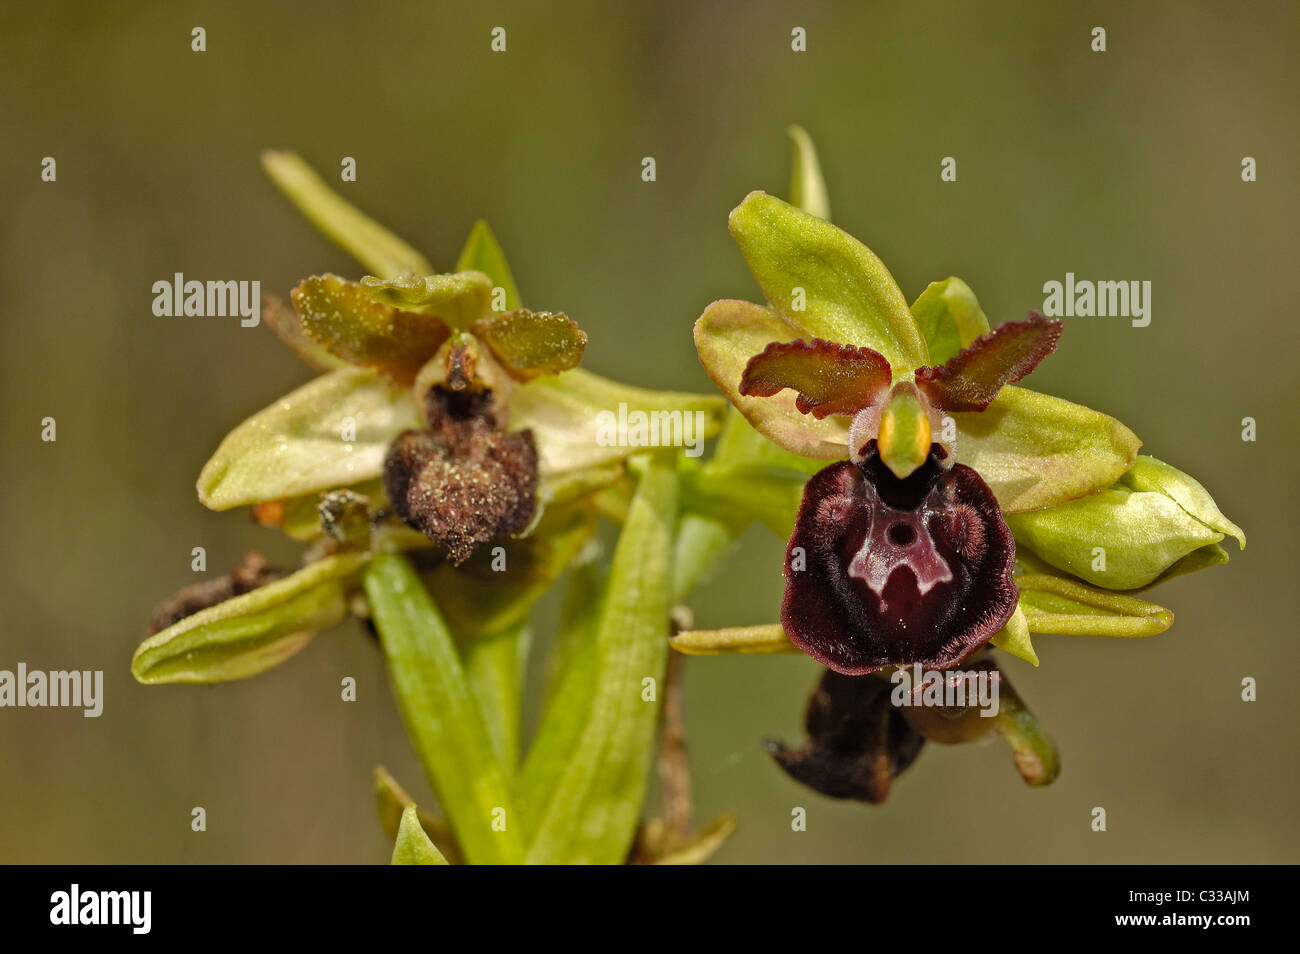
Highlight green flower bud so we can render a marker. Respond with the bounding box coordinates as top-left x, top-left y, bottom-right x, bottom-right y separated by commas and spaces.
1006, 455, 1241, 589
